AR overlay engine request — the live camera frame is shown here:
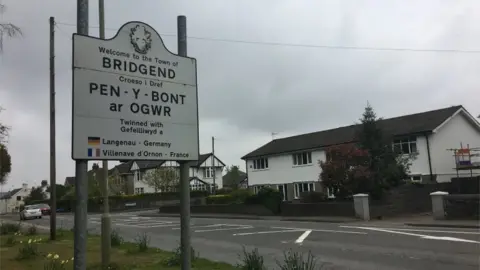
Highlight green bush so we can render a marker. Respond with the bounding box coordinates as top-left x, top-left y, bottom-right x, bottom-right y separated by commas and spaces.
245, 187, 282, 214
276, 250, 322, 270
206, 194, 233, 204
230, 189, 252, 203
0, 222, 21, 235
236, 247, 266, 270
300, 192, 327, 203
